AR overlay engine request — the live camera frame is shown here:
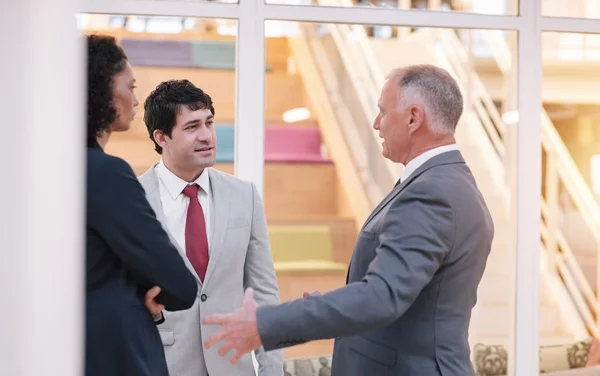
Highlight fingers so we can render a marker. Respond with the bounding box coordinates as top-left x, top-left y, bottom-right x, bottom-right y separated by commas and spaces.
243, 287, 254, 302
204, 330, 228, 349
218, 341, 235, 356
230, 350, 243, 365
144, 286, 164, 315
145, 286, 161, 302
202, 314, 227, 326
